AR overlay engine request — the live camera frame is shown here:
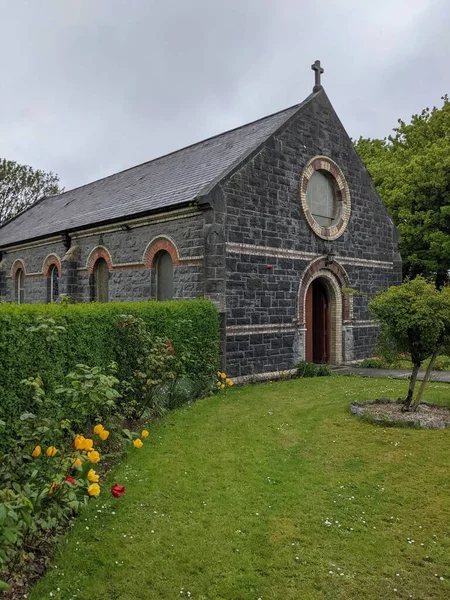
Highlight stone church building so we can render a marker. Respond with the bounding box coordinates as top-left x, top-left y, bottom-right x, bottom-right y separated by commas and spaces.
0, 63, 401, 379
